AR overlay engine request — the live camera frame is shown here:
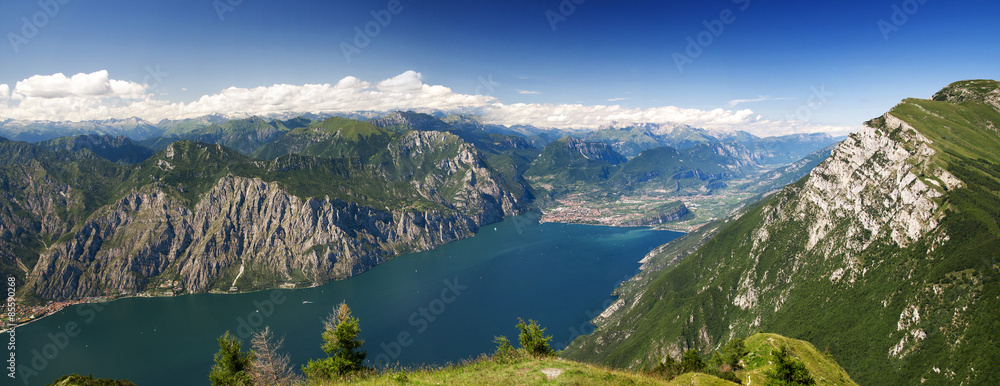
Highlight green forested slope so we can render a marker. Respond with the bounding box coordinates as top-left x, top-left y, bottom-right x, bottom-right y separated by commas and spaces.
564, 80, 1000, 385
